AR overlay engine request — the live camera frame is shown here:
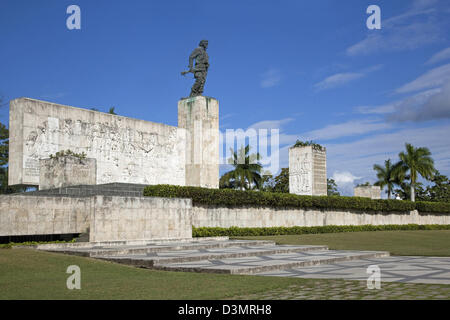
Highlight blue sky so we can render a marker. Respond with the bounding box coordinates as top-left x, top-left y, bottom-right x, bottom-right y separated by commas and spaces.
1, 0, 450, 195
